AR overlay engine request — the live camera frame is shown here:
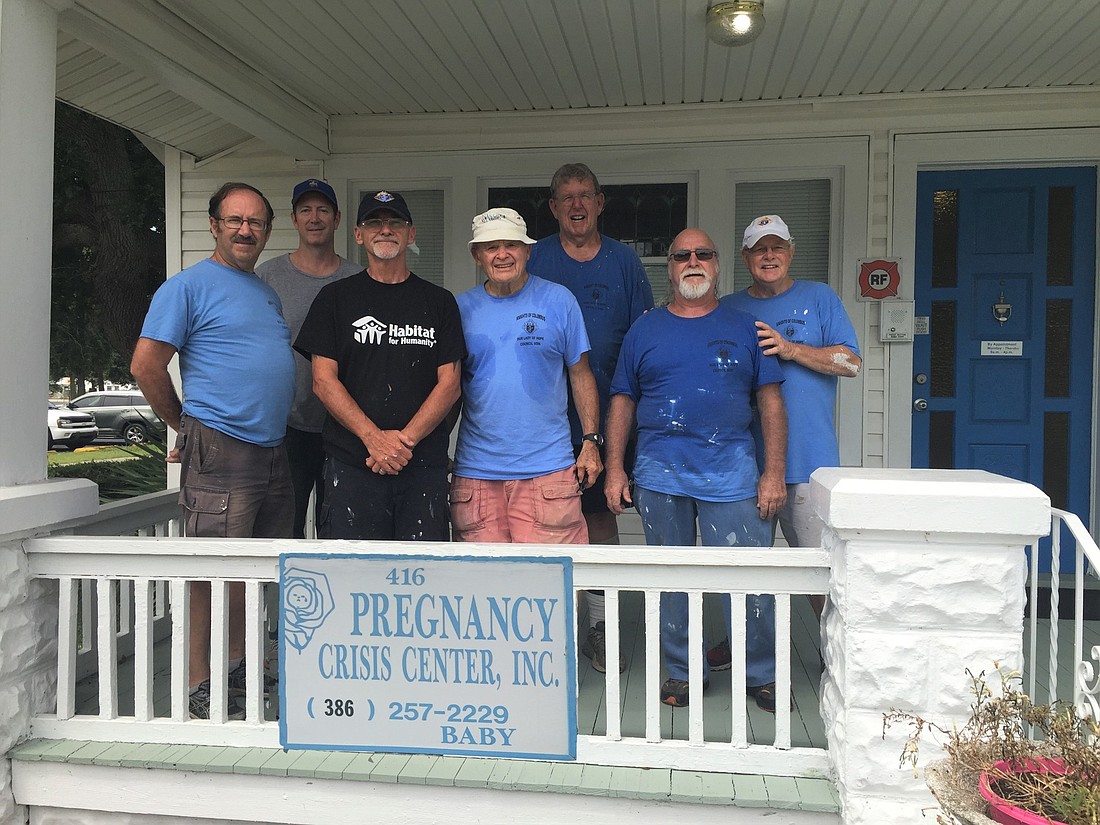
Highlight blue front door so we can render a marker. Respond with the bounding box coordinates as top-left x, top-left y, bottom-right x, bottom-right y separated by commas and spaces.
913, 167, 1096, 567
